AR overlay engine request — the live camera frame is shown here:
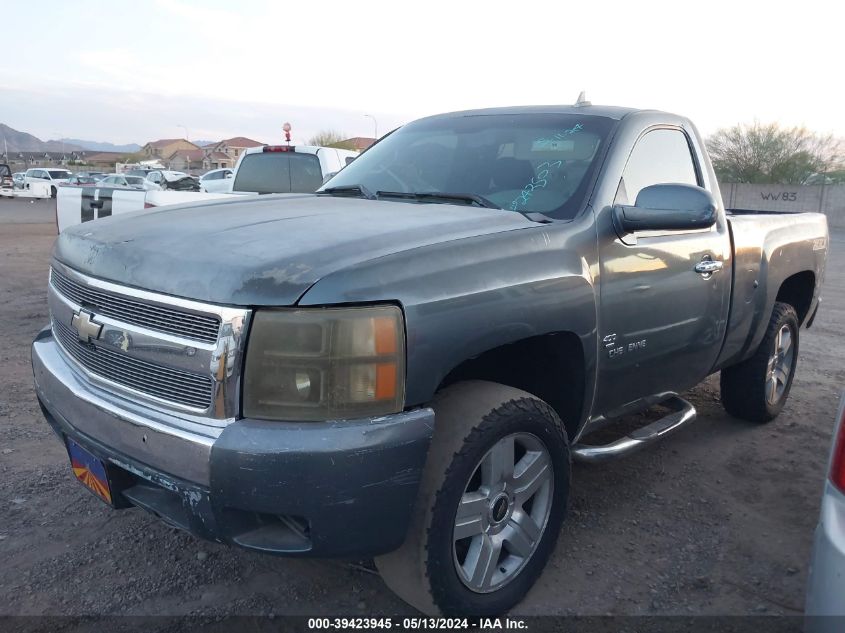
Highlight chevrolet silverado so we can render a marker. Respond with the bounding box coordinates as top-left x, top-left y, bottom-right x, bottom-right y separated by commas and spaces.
33, 103, 828, 615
